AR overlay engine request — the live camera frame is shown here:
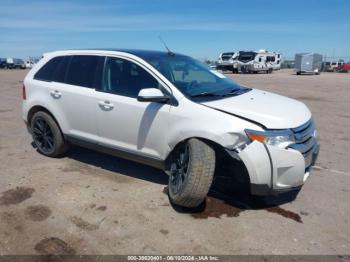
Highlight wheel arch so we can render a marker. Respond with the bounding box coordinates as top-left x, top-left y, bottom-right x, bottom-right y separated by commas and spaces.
27, 105, 63, 134
165, 137, 250, 186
